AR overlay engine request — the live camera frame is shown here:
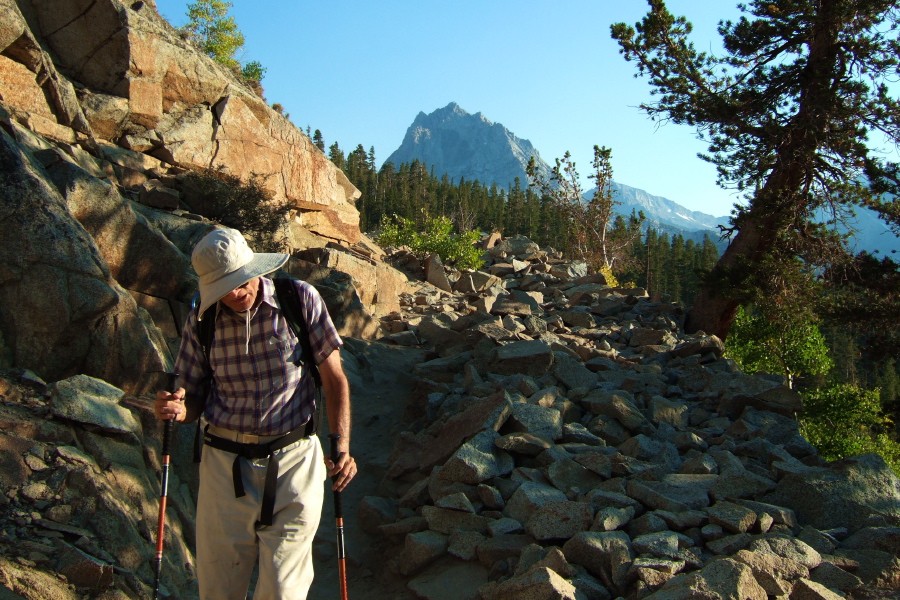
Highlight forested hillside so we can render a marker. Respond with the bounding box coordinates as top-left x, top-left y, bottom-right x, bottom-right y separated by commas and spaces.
324, 143, 721, 306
